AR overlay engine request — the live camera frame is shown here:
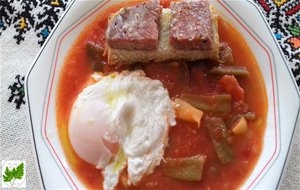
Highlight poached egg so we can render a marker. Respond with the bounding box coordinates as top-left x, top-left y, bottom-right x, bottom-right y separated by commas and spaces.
69, 70, 176, 190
